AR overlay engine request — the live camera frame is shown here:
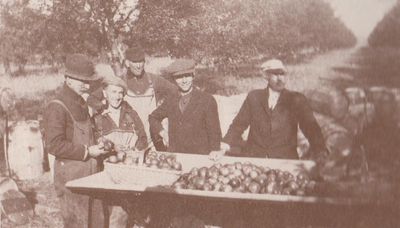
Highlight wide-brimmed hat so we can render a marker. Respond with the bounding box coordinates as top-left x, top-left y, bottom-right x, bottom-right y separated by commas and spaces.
64, 53, 100, 81
163, 59, 196, 77
260, 59, 286, 75
95, 64, 127, 91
